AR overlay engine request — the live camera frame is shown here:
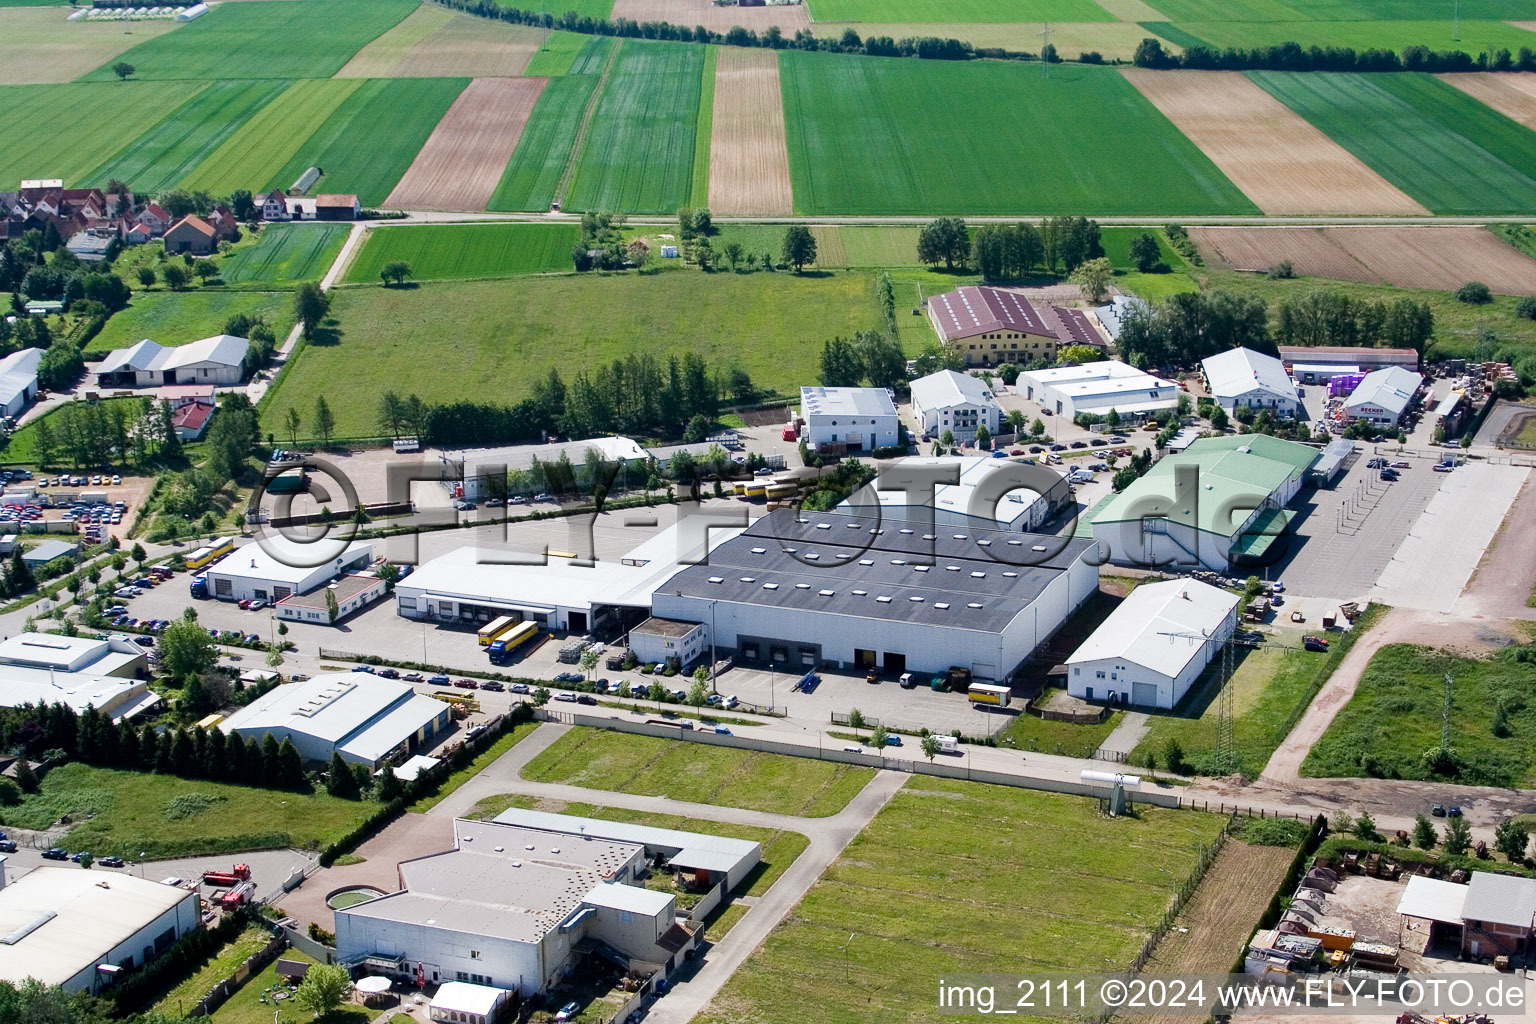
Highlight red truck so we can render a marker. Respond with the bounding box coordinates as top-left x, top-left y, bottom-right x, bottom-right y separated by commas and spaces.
202, 863, 251, 887
212, 882, 255, 909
